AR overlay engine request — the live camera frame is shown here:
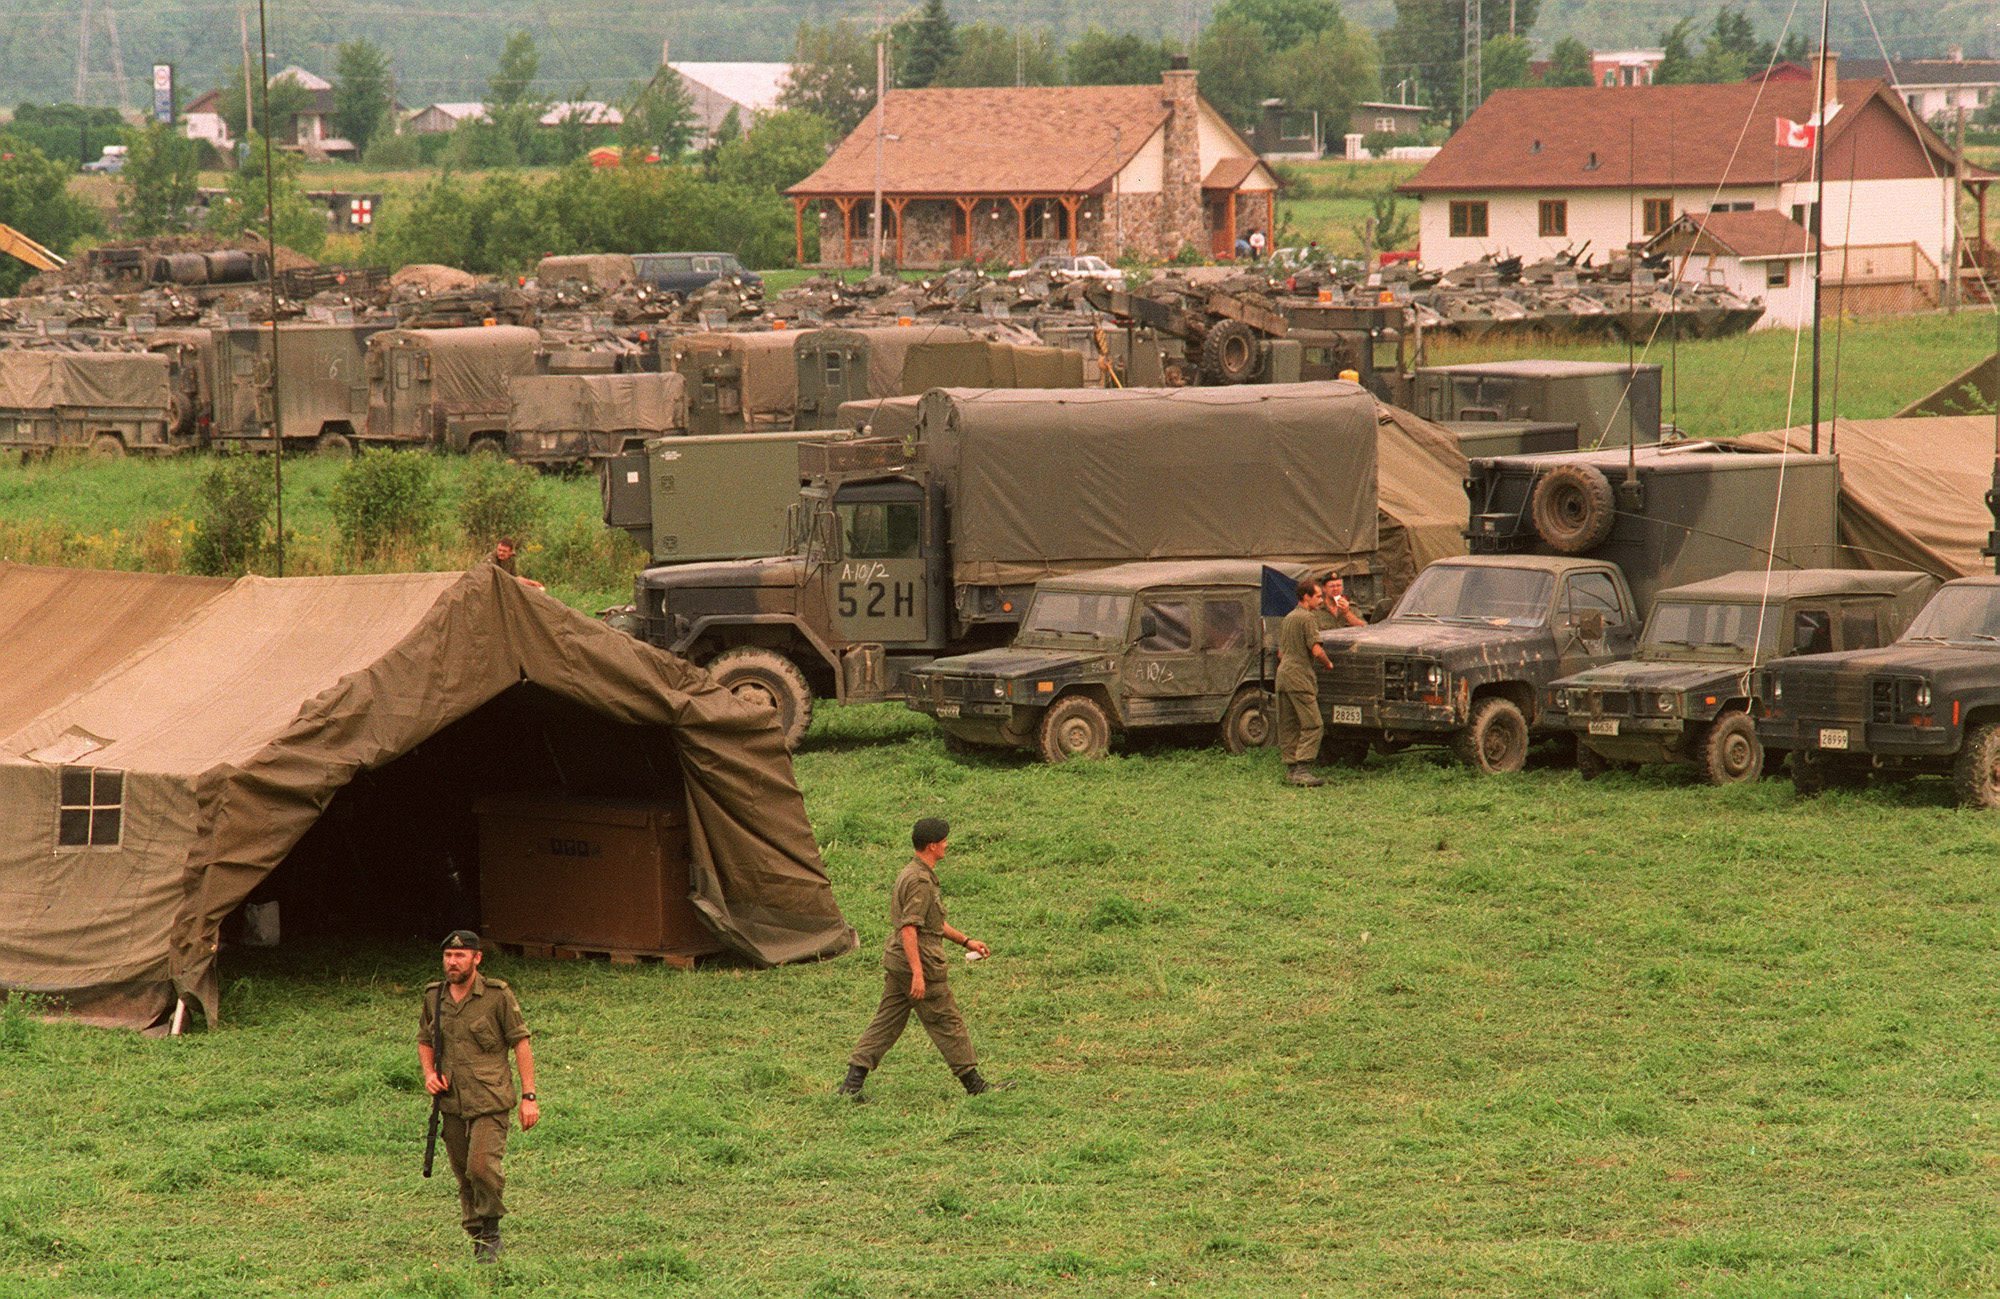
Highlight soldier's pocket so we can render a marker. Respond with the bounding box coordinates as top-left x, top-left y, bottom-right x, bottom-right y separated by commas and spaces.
471, 1020, 501, 1052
